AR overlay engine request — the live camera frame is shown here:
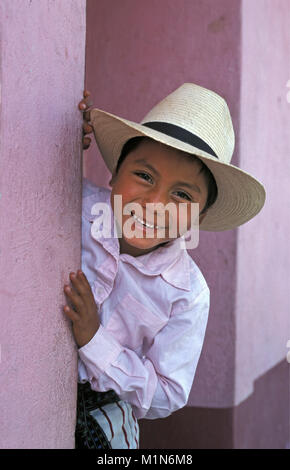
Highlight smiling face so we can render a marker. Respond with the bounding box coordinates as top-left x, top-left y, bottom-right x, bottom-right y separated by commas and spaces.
110, 139, 209, 256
